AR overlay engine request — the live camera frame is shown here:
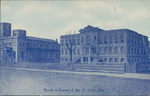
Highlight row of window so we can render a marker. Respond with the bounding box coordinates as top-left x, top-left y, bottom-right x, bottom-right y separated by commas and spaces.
82, 46, 125, 55
98, 57, 125, 62
128, 35, 149, 47
128, 47, 148, 55
99, 35, 124, 44
98, 46, 125, 54
62, 46, 125, 55
61, 38, 80, 46
27, 51, 59, 59
61, 57, 149, 63
128, 57, 148, 63
20, 42, 25, 46
27, 42, 59, 49
61, 57, 125, 63
61, 35, 125, 46
61, 57, 69, 62
61, 48, 80, 55
3, 42, 12, 46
